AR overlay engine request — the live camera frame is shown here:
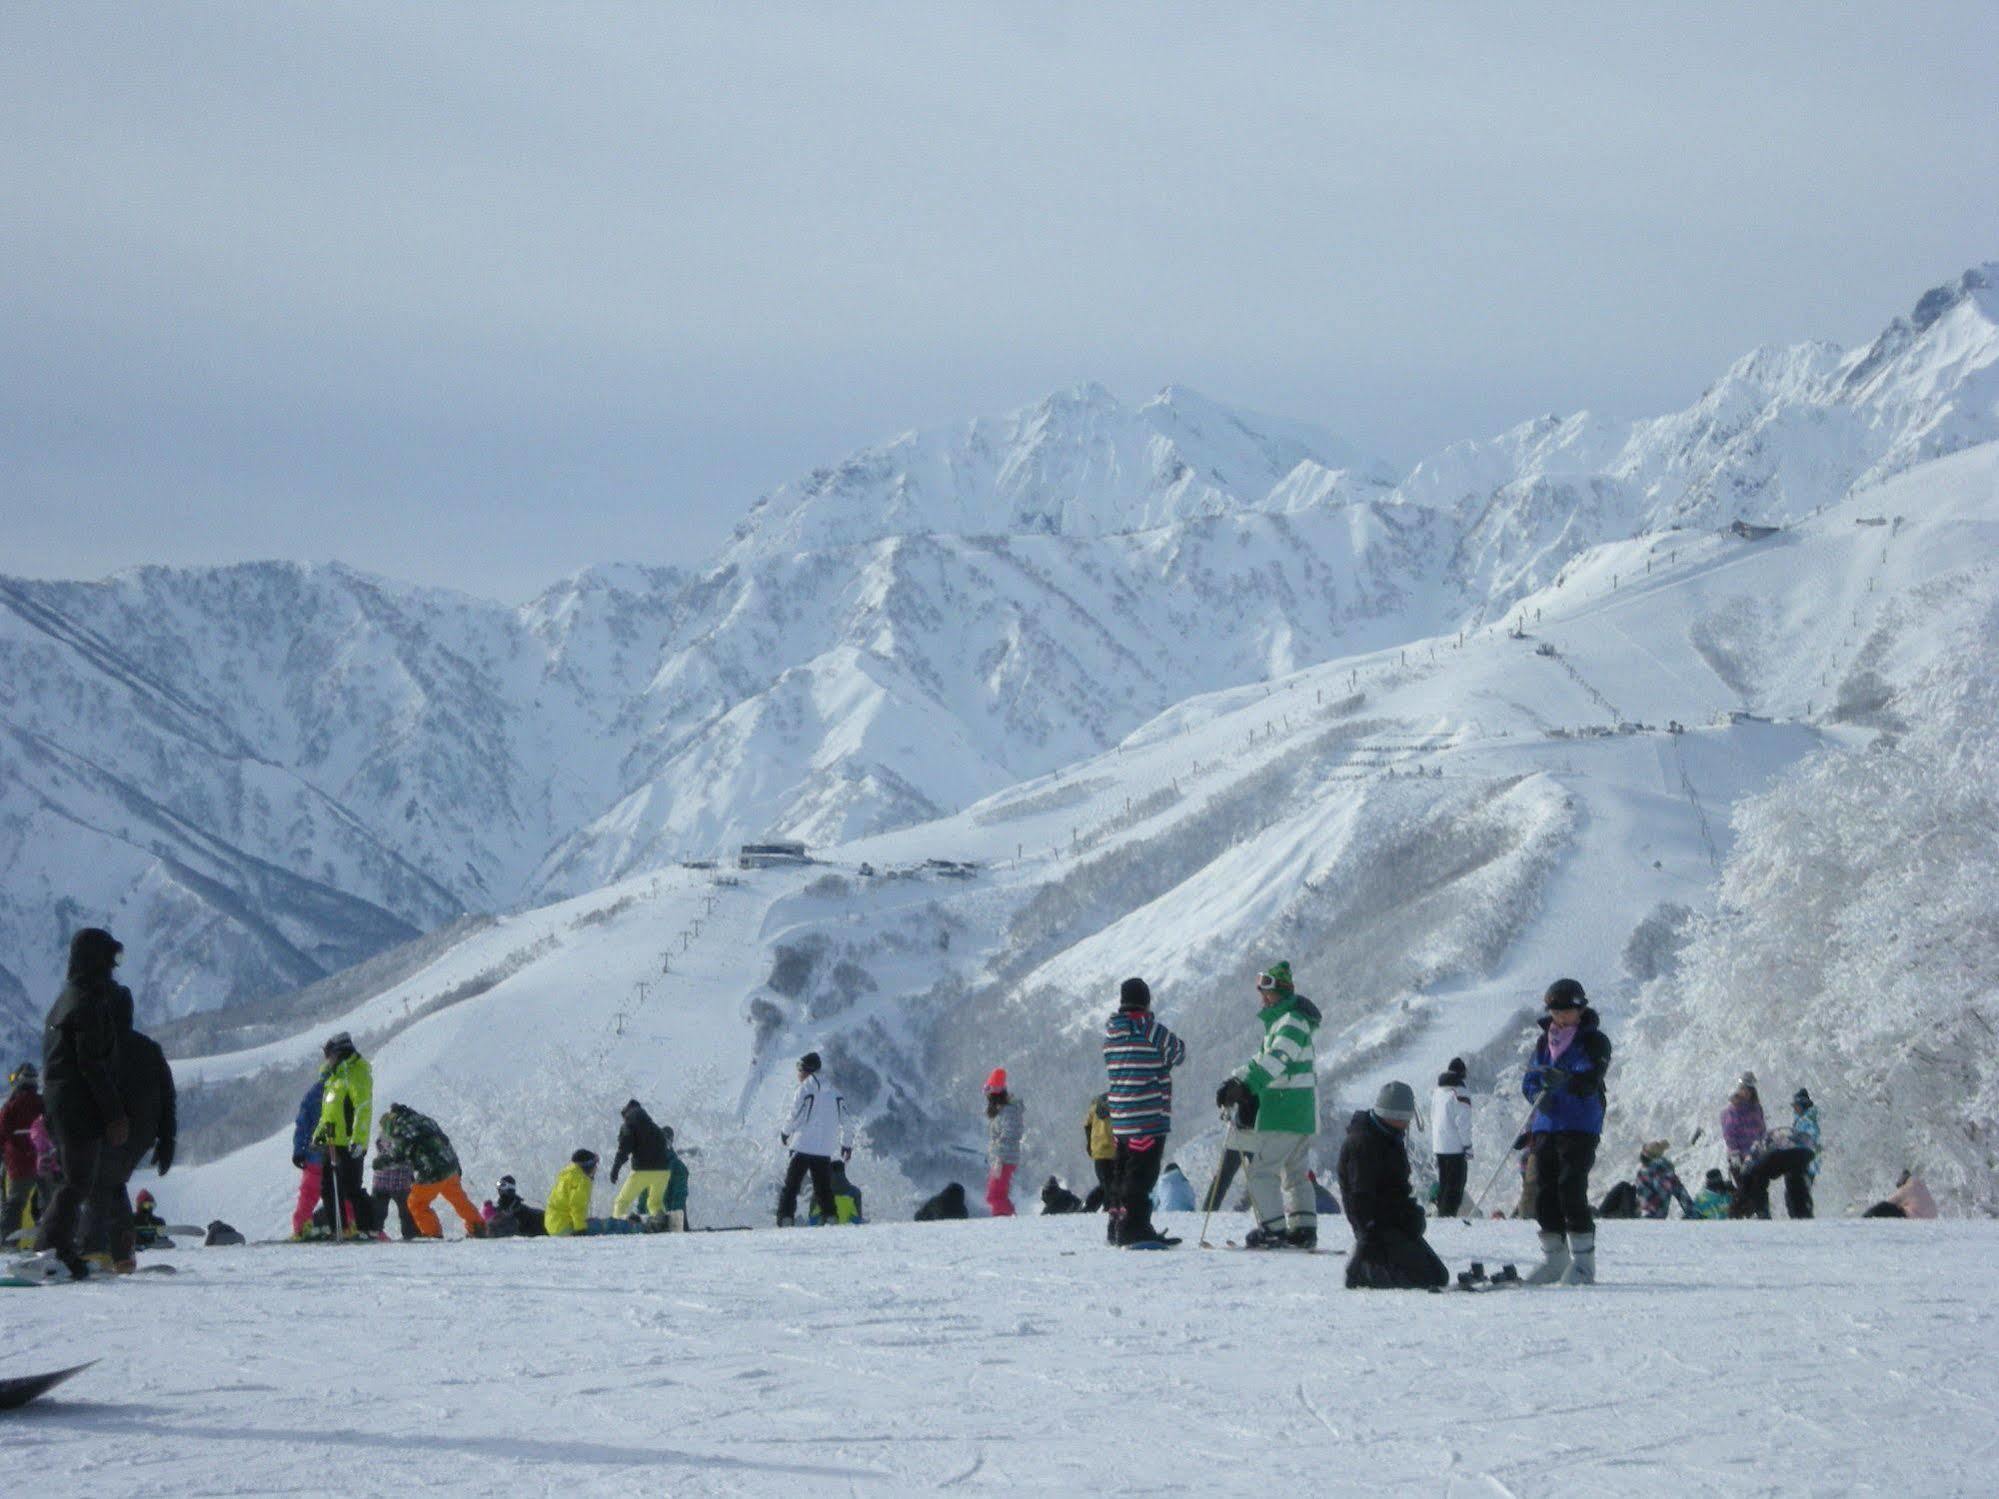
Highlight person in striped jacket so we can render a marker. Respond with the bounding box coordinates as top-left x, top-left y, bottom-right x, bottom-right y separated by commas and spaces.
1216, 961, 1322, 1249
1101, 977, 1187, 1248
